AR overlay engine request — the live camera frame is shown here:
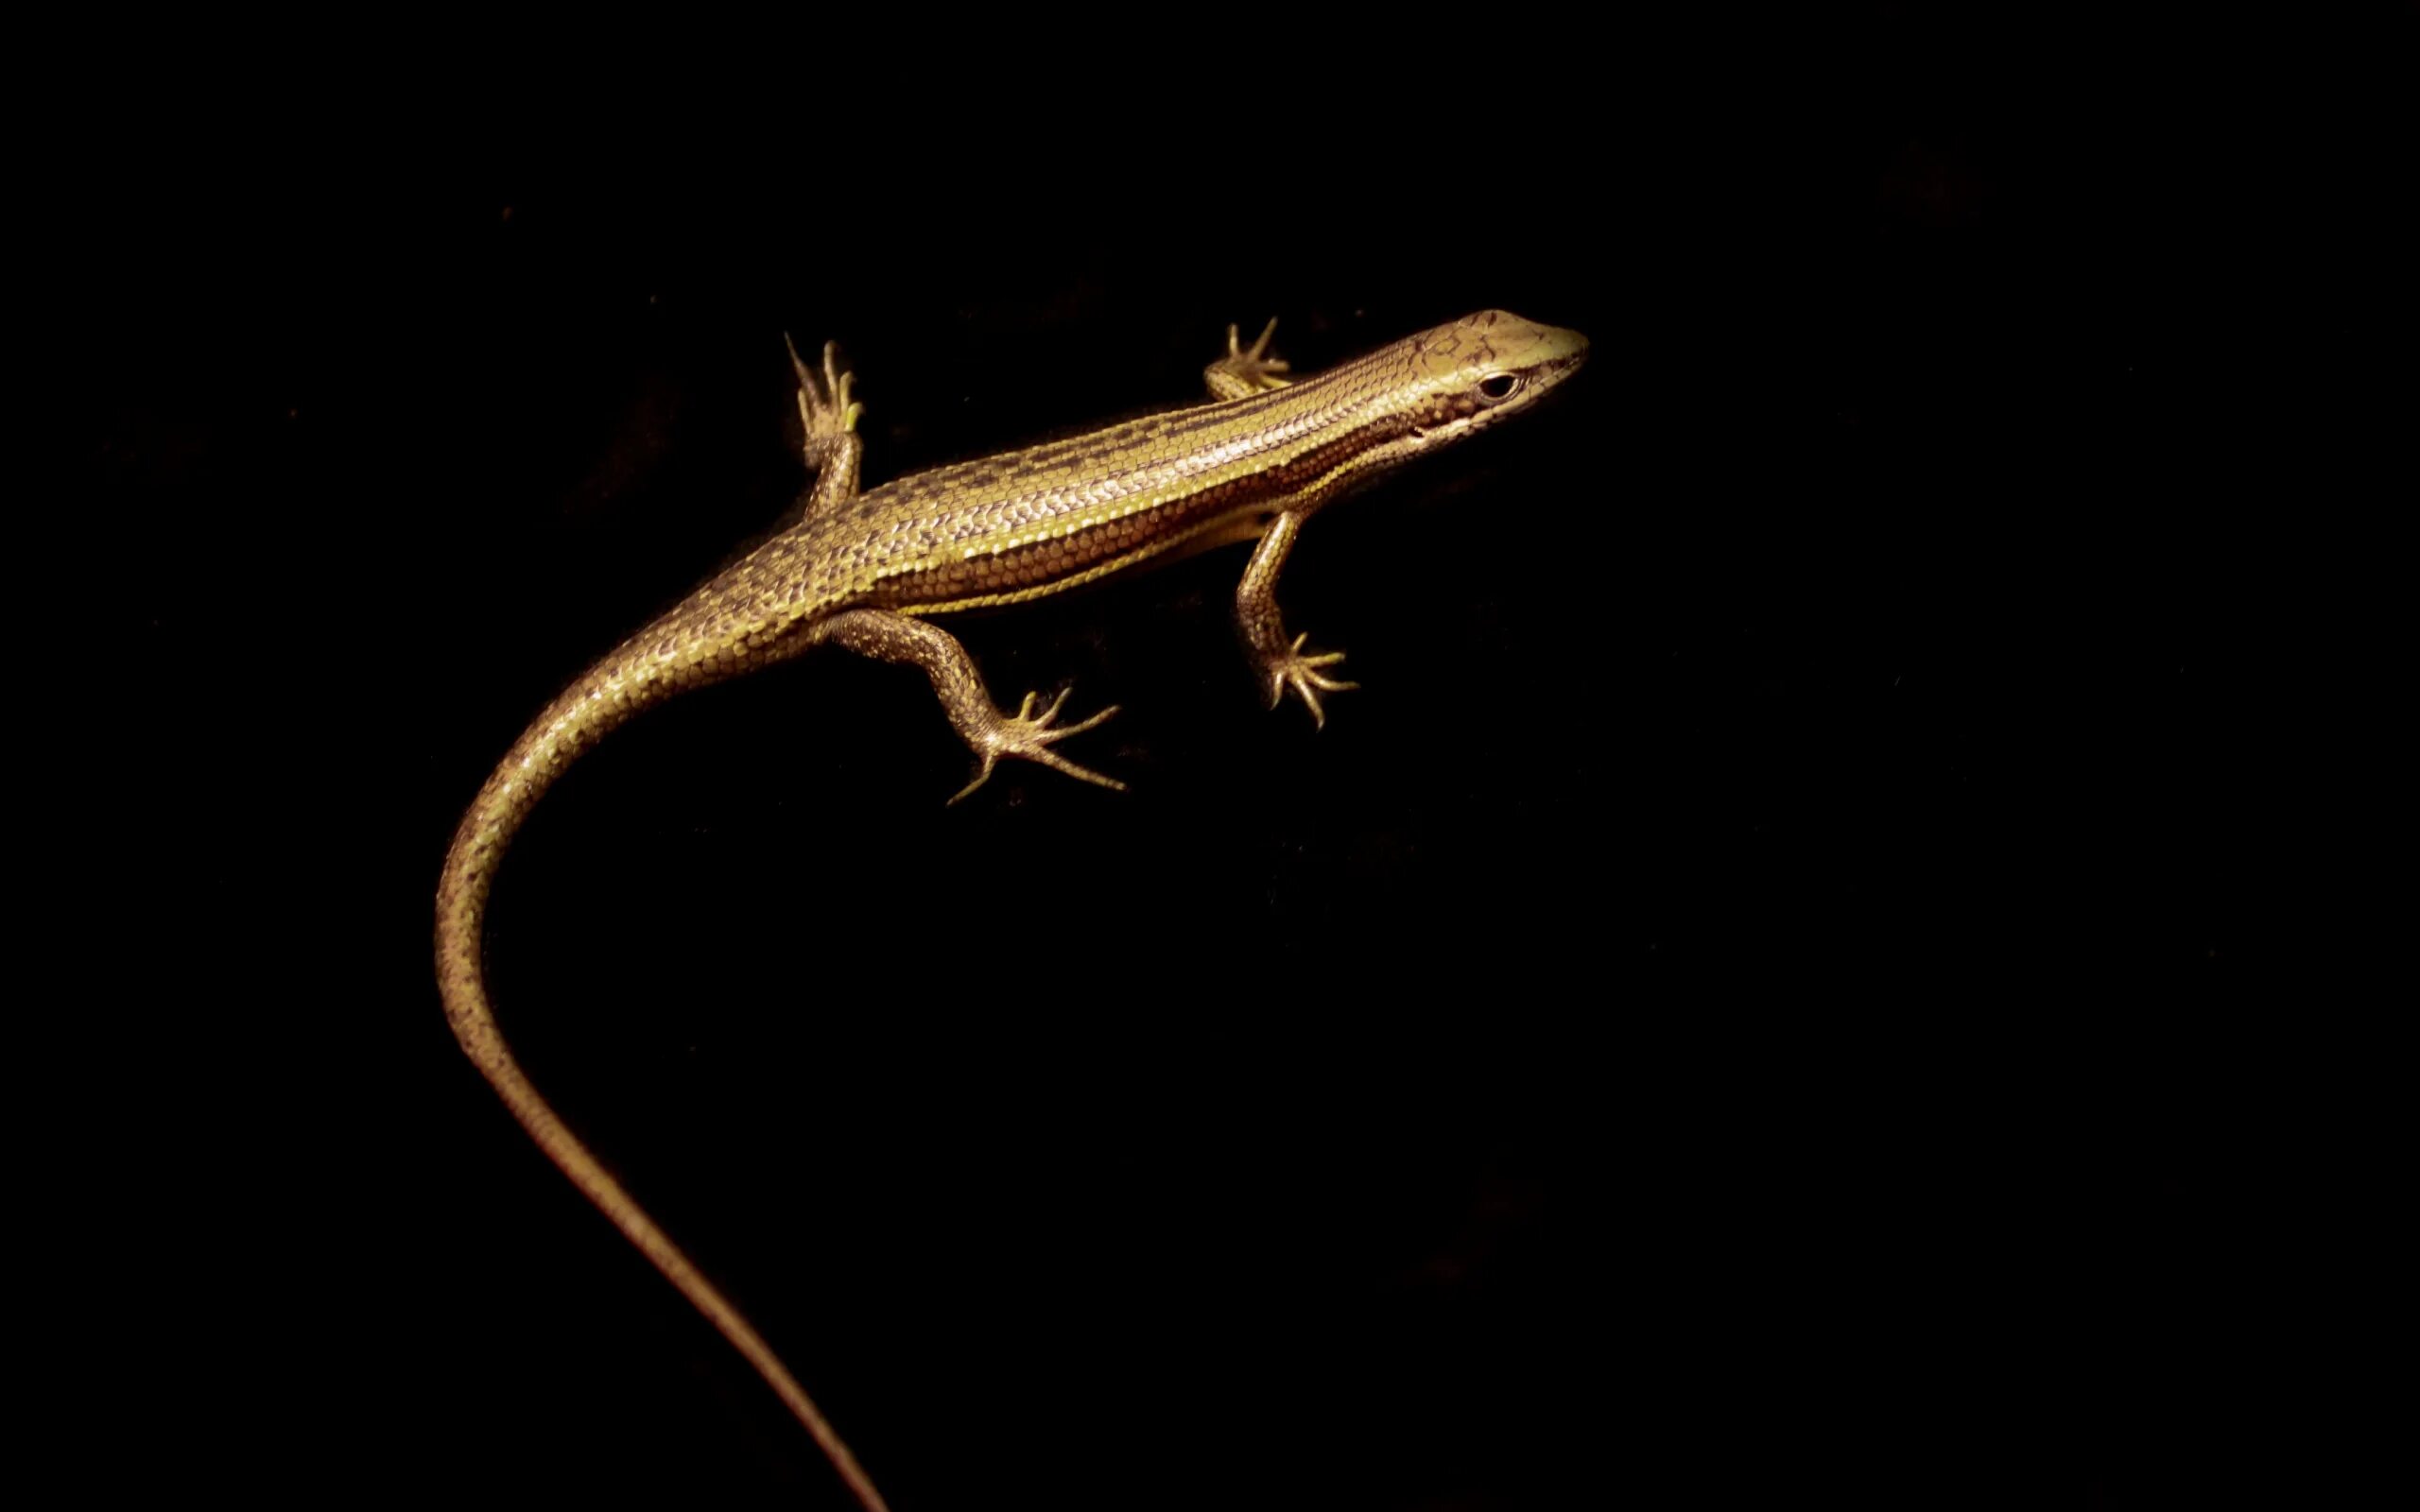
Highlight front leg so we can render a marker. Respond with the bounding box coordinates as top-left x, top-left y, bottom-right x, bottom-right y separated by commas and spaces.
786, 335, 864, 522
1236, 510, 1357, 728
807, 610, 1123, 803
